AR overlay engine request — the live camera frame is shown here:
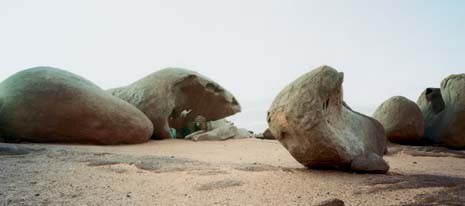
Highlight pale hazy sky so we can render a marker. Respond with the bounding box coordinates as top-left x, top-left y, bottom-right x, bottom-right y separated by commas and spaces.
1, 1, 464, 132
